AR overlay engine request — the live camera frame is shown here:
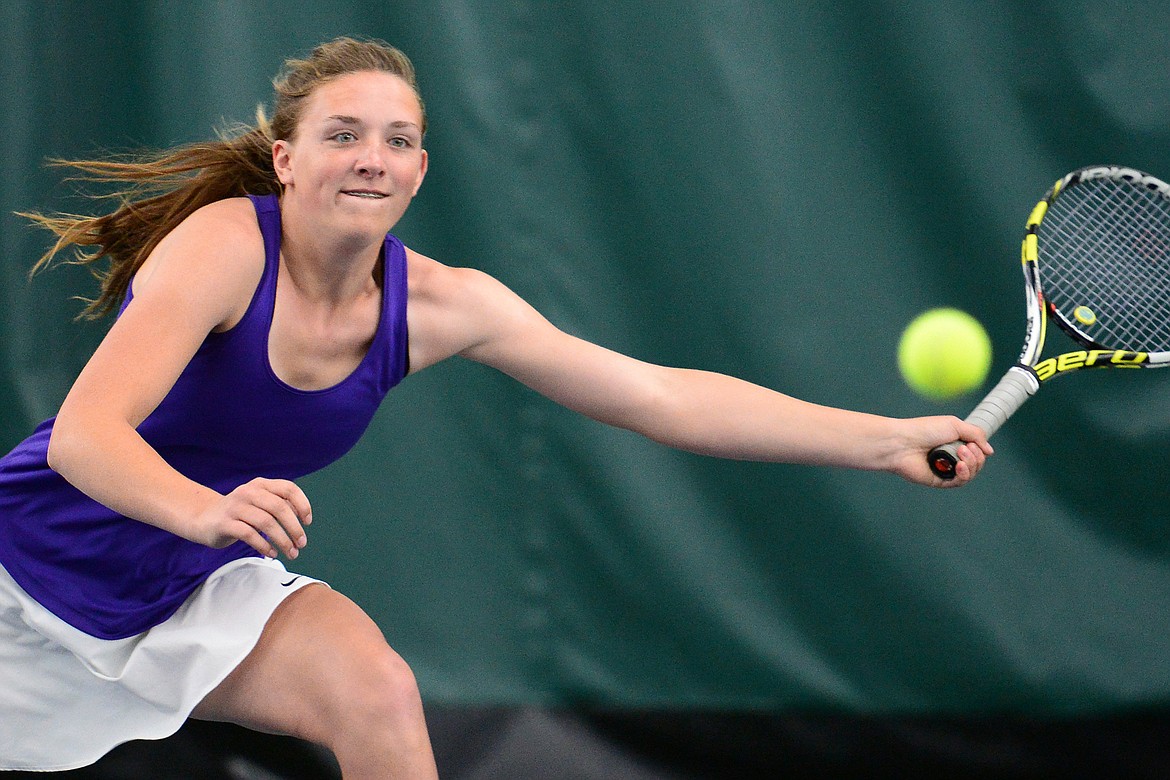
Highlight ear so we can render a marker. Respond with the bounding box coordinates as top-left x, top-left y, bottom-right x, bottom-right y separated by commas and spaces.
411, 149, 429, 196
272, 139, 294, 186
